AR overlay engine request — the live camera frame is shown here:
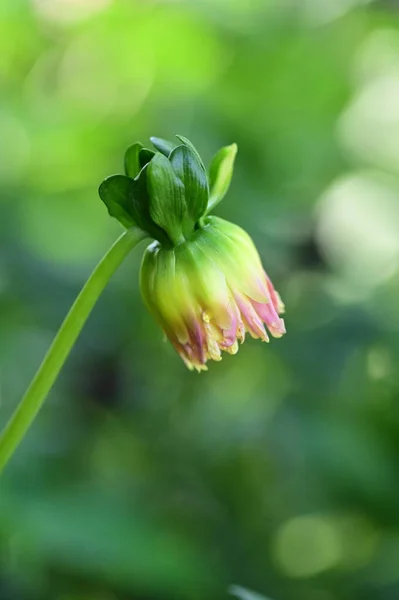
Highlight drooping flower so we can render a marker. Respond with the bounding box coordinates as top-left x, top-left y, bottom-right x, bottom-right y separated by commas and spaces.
99, 135, 285, 371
